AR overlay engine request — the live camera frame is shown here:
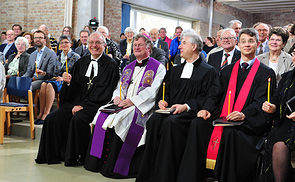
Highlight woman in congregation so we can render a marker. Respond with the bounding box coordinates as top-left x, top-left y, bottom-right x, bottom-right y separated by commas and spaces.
23, 32, 36, 54
61, 26, 78, 49
34, 35, 80, 125
257, 27, 293, 85
262, 49, 295, 182
5, 37, 30, 78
